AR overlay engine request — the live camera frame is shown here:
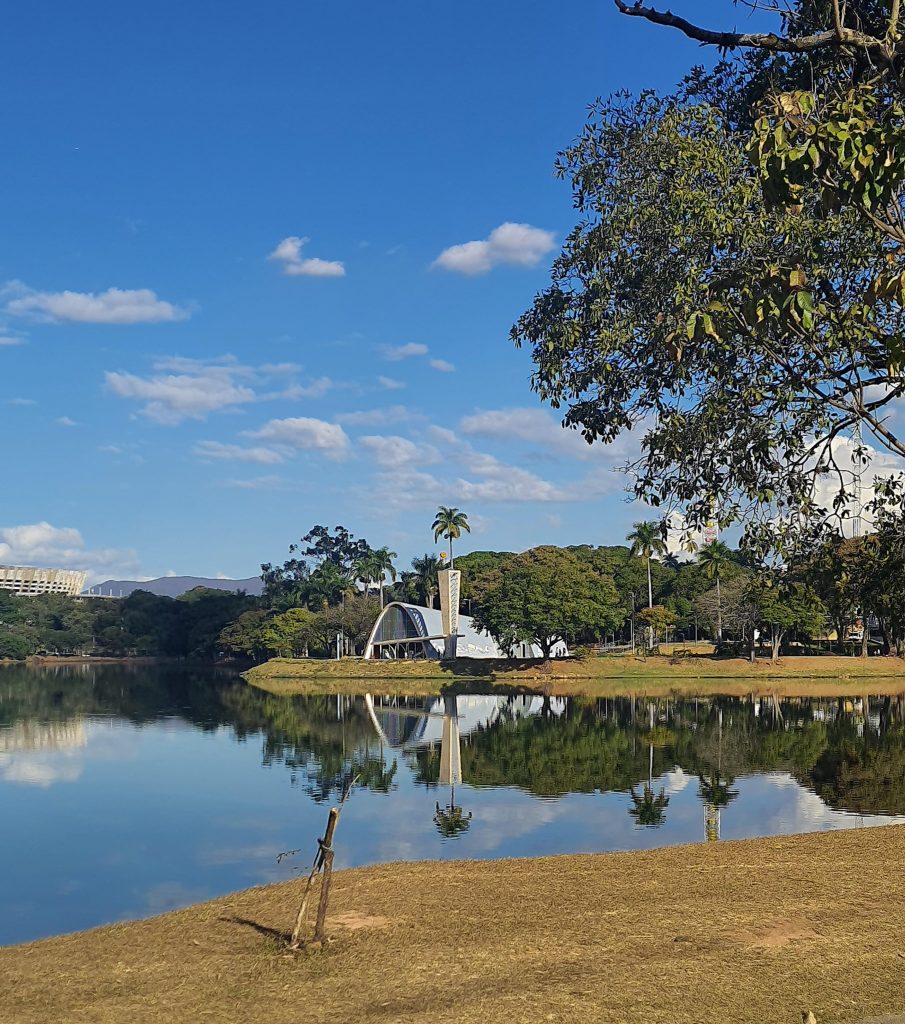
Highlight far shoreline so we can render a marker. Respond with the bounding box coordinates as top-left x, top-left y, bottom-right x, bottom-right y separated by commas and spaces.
244, 652, 905, 699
